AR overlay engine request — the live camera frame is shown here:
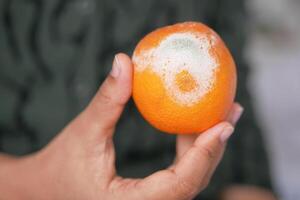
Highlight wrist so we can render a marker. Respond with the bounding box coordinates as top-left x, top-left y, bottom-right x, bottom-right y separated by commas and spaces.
0, 153, 47, 200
